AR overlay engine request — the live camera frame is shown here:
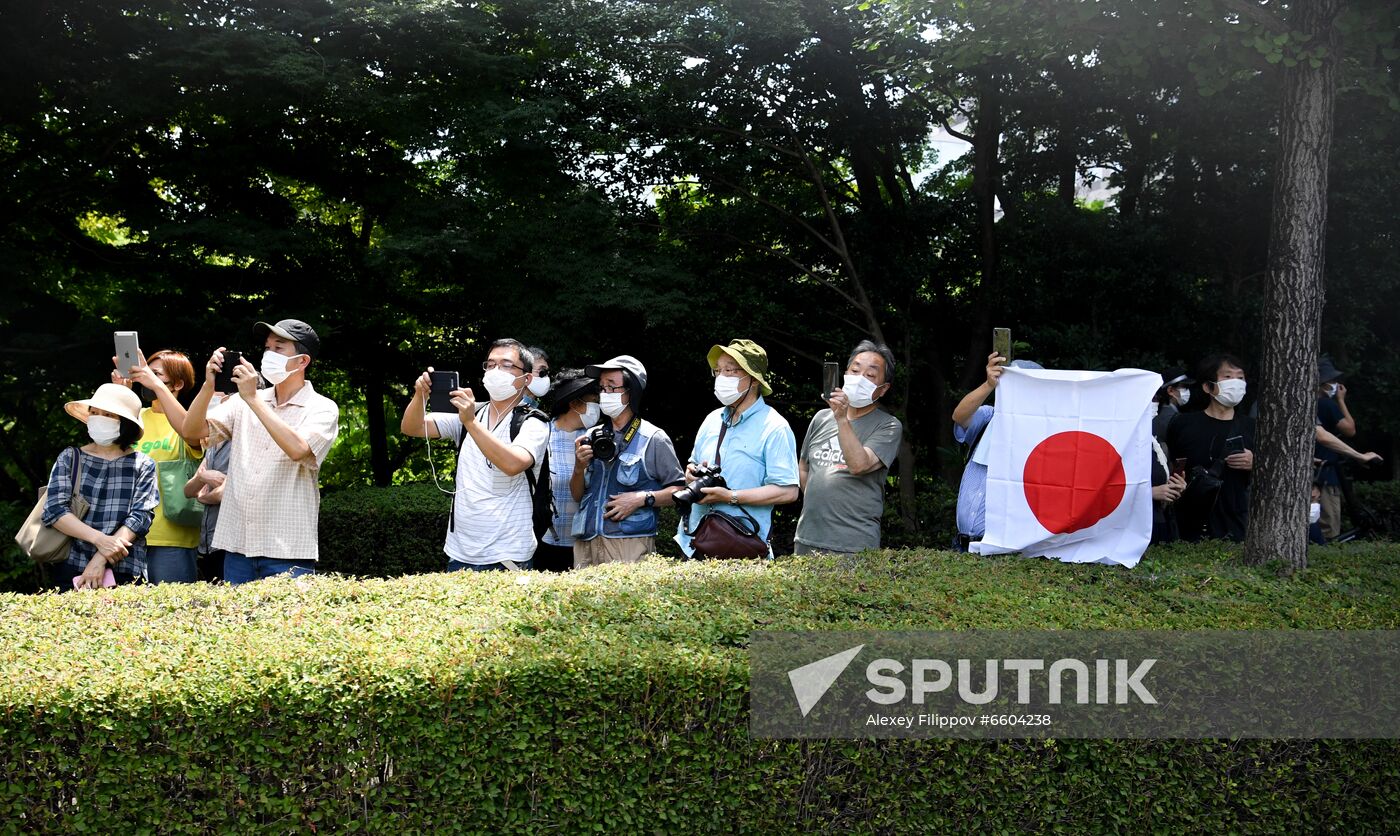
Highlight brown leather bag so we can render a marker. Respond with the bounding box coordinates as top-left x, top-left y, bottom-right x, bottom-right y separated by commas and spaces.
689, 506, 768, 560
